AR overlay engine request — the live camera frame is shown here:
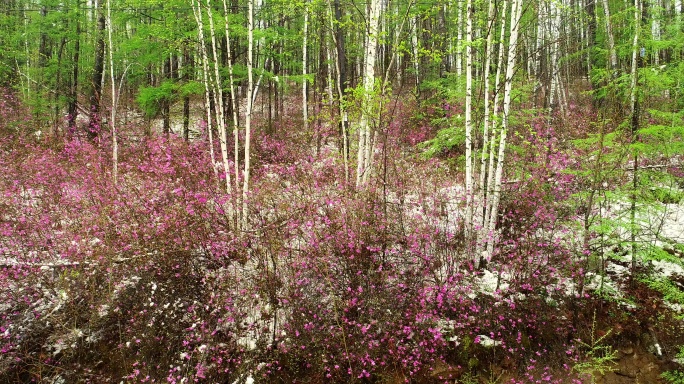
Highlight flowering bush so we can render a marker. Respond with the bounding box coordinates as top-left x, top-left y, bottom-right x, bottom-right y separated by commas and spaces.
1, 87, 682, 383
